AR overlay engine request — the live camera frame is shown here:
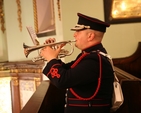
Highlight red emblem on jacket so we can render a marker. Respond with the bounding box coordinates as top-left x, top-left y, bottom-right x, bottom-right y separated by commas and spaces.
46, 63, 61, 78
50, 68, 60, 78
